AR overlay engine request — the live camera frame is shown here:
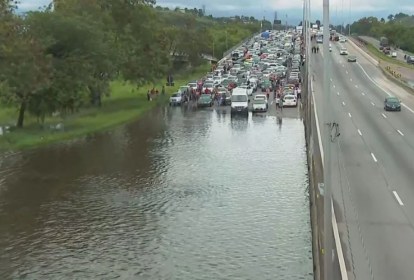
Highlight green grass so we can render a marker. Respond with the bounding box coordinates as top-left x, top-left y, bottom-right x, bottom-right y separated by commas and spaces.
366, 43, 414, 70
0, 63, 210, 151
